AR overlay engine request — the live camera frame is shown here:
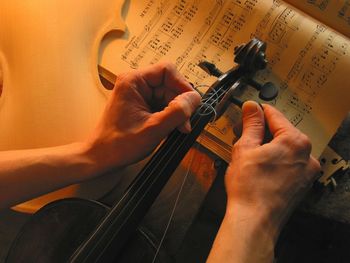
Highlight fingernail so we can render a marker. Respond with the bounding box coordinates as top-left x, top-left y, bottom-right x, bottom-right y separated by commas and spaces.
242, 101, 259, 115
